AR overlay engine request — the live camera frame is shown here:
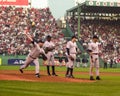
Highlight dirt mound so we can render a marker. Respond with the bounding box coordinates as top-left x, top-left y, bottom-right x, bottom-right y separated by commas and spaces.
0, 70, 94, 83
